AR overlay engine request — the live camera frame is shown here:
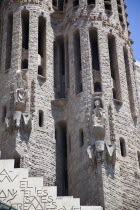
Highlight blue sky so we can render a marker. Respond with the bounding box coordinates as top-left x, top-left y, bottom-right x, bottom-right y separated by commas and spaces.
126, 0, 140, 61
